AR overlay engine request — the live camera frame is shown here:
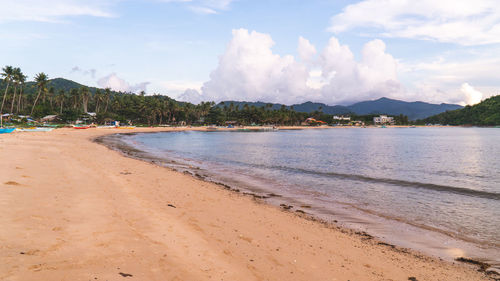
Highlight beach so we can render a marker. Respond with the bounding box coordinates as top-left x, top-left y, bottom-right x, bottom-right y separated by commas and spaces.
0, 128, 492, 280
